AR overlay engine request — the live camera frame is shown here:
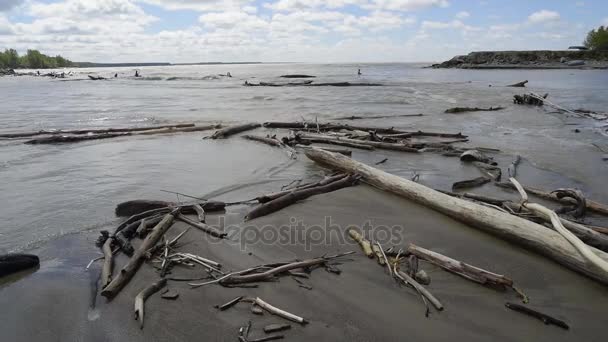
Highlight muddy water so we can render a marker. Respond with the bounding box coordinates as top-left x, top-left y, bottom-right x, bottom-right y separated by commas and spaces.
0, 64, 607, 341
